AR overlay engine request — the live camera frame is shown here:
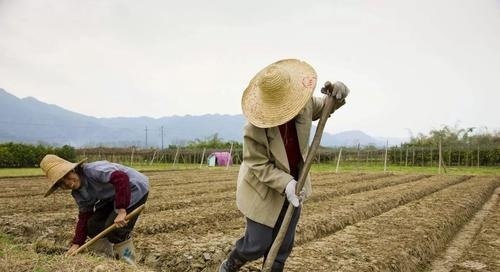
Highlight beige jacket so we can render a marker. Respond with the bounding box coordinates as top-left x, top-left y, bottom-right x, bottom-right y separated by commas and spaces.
236, 97, 325, 227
